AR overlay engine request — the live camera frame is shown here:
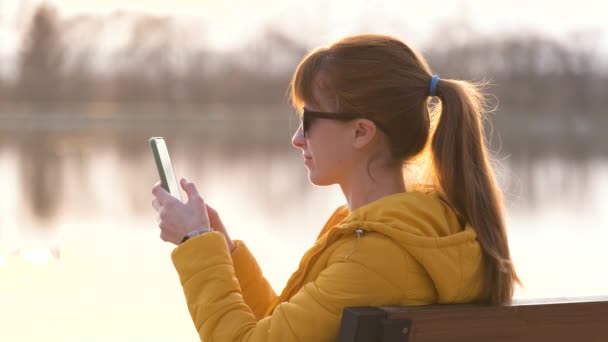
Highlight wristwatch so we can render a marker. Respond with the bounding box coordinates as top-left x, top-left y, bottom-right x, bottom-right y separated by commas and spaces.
180, 229, 212, 244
